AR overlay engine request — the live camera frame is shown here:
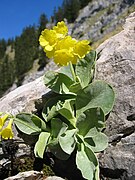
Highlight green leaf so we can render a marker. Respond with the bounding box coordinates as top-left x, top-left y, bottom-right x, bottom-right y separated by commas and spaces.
34, 132, 50, 158
94, 165, 100, 180
76, 107, 105, 137
48, 139, 70, 160
42, 101, 59, 122
51, 118, 68, 138
75, 50, 96, 88
14, 113, 46, 135
69, 80, 82, 93
59, 129, 77, 155
58, 99, 76, 127
76, 143, 98, 180
44, 71, 74, 94
76, 80, 115, 117
84, 132, 108, 152
60, 64, 73, 80
42, 94, 76, 122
